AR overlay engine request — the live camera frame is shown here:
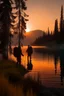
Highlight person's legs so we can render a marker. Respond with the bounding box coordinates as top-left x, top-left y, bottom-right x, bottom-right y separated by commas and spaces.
30, 55, 32, 61
17, 56, 21, 65
19, 56, 21, 65
27, 55, 29, 63
17, 57, 19, 64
